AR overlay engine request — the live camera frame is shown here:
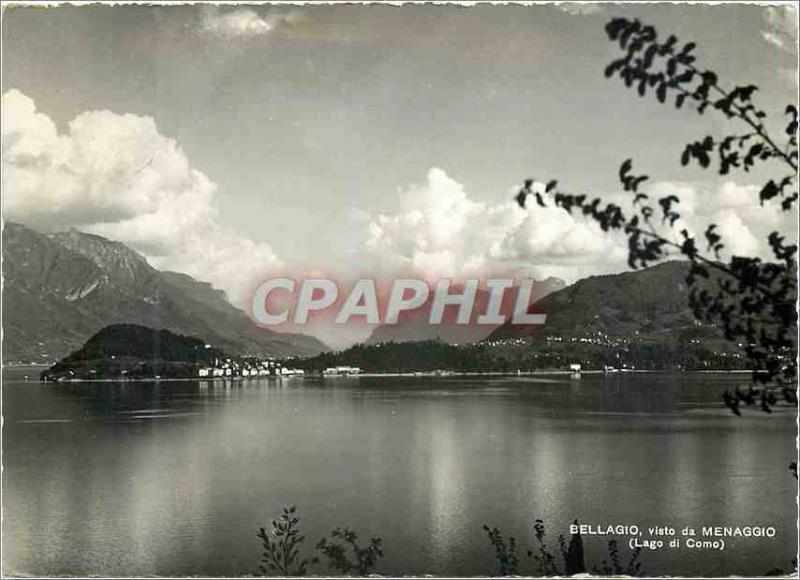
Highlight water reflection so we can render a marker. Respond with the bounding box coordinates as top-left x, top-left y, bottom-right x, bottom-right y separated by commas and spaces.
2, 371, 796, 576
